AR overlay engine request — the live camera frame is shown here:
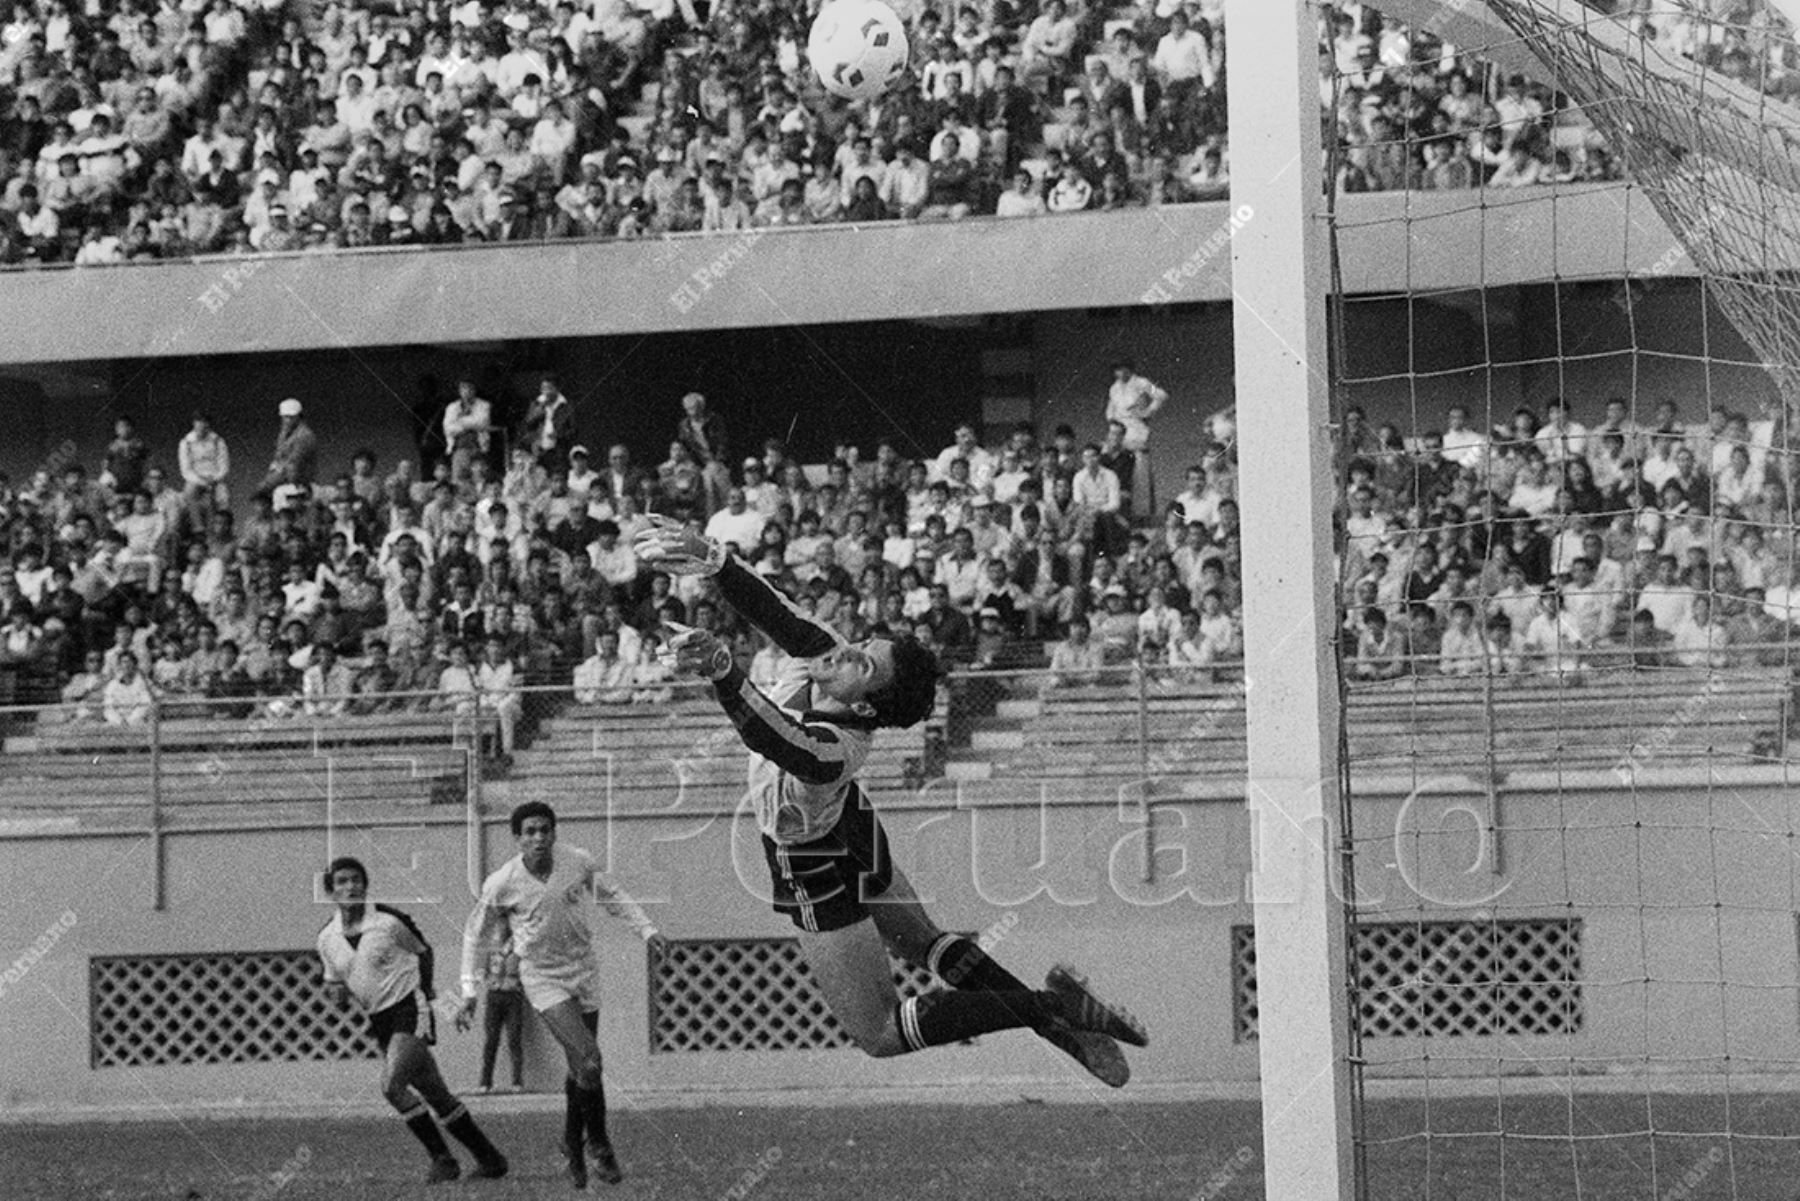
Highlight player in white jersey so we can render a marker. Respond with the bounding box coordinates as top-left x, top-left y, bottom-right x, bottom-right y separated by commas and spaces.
635, 517, 1149, 1087
456, 802, 663, 1189
316, 857, 507, 1184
